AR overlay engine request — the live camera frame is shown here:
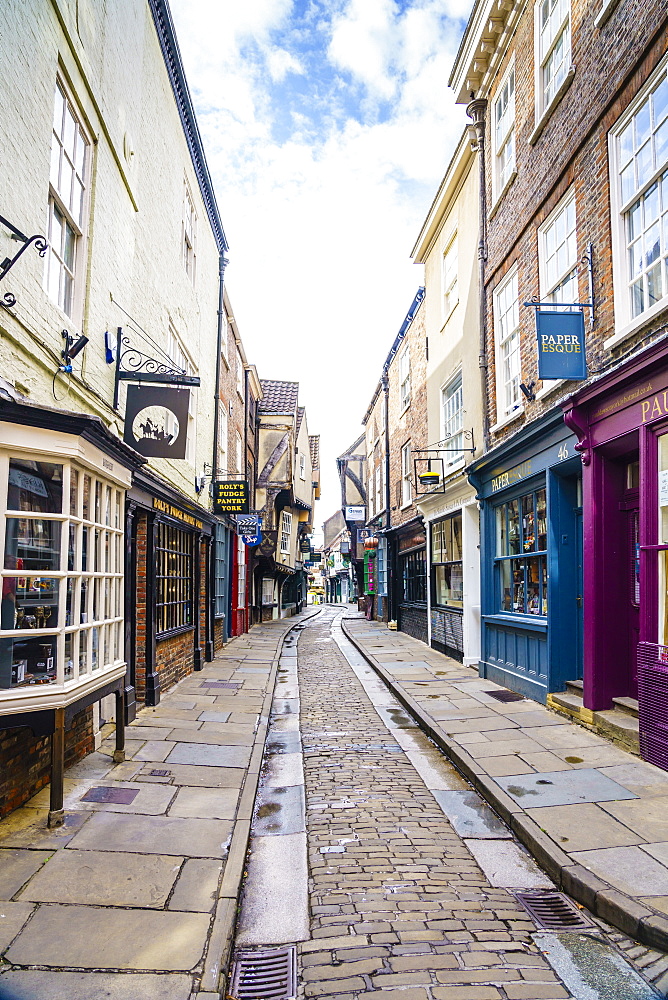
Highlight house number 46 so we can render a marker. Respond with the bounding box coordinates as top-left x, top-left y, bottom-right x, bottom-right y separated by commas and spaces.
558, 444, 569, 460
